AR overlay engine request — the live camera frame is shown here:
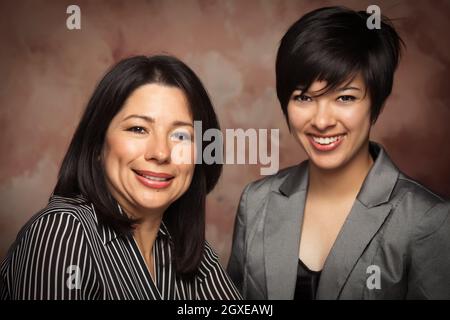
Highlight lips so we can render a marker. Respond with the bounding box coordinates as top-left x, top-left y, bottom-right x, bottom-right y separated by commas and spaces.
307, 134, 345, 152
133, 169, 174, 189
